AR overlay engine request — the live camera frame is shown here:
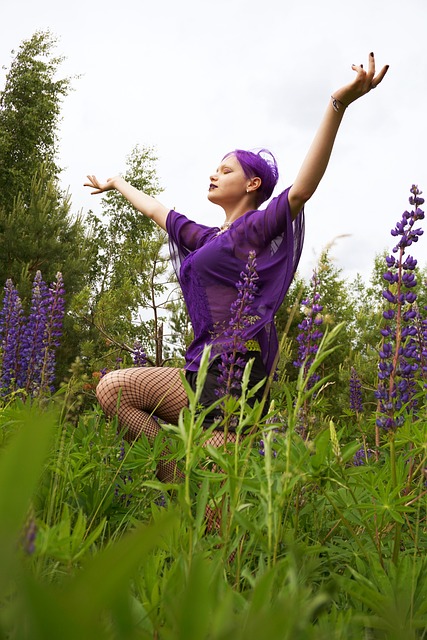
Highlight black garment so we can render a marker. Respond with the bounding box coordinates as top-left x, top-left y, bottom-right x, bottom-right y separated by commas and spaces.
185, 350, 269, 432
